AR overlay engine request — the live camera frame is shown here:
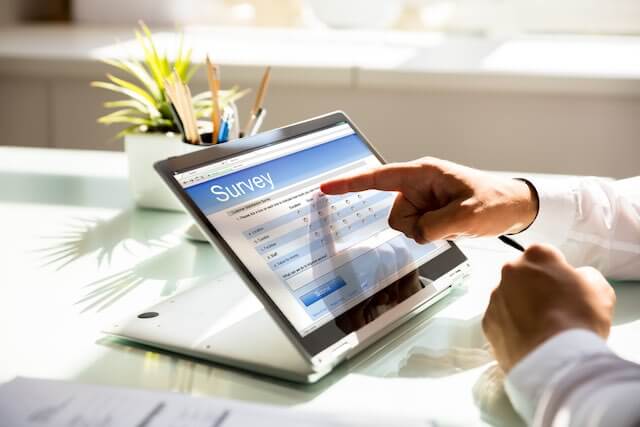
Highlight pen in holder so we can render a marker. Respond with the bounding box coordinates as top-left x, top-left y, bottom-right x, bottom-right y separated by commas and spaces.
199, 103, 241, 144
167, 61, 270, 147
95, 23, 271, 212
